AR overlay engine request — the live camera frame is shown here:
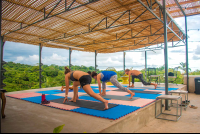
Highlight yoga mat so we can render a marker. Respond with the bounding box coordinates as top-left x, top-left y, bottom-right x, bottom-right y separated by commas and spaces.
113, 89, 162, 94
50, 98, 118, 111
126, 93, 162, 100
70, 105, 141, 120
55, 88, 85, 93
82, 94, 140, 101
6, 92, 42, 99
108, 98, 155, 107
78, 96, 110, 102
36, 90, 63, 95
107, 85, 177, 91
134, 87, 179, 91
21, 95, 64, 104
107, 85, 128, 88
90, 86, 99, 88
78, 89, 110, 94
127, 88, 145, 91
55, 90, 73, 93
